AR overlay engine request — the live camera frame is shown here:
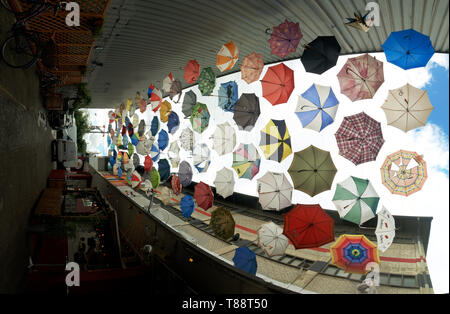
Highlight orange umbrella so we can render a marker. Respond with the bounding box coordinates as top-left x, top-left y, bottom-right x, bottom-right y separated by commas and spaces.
184, 59, 200, 84
240, 52, 264, 84
159, 100, 172, 123
260, 63, 295, 106
216, 41, 239, 72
